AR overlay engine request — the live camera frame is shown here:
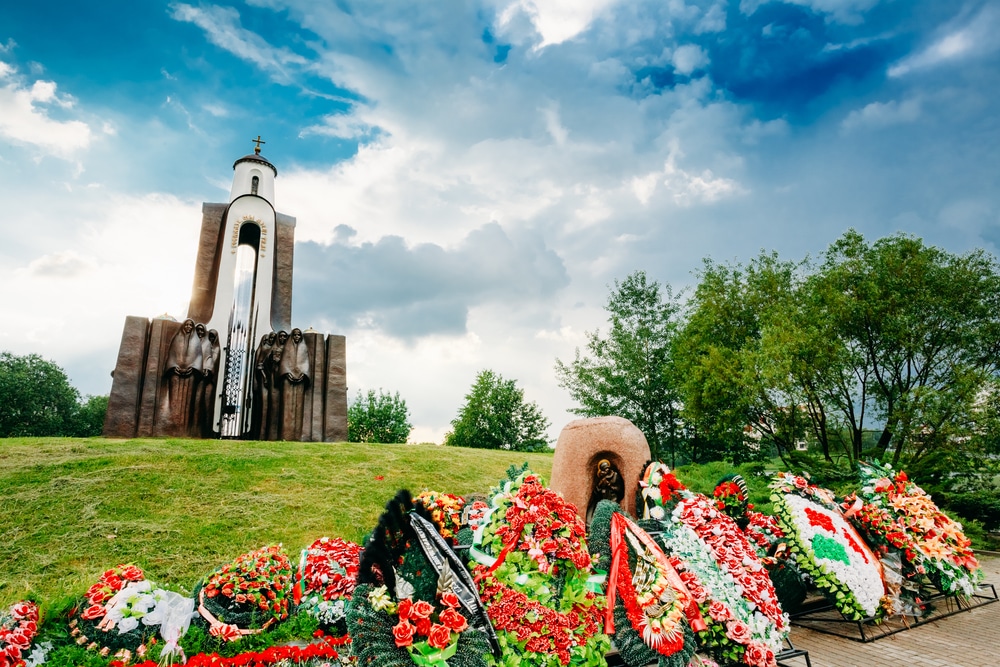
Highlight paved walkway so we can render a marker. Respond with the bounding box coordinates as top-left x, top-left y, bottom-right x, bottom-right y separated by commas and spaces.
782, 554, 1000, 667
